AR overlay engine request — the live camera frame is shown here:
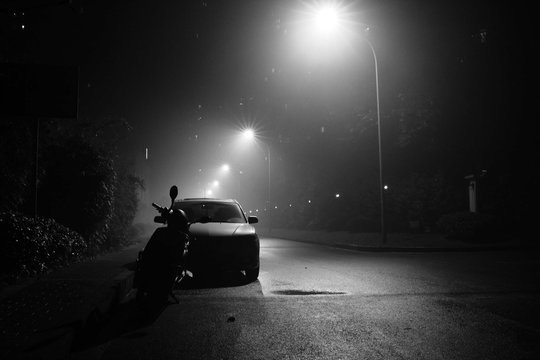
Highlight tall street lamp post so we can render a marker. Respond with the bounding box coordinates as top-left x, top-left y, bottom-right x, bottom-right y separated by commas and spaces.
241, 129, 272, 233
302, 4, 387, 243
364, 33, 387, 244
